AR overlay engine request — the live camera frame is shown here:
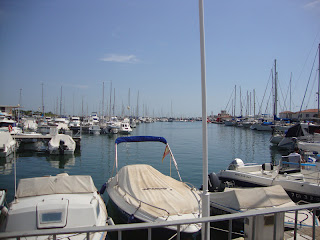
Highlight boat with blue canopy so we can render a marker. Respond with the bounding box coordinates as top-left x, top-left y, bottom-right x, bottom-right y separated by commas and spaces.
101, 136, 202, 239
